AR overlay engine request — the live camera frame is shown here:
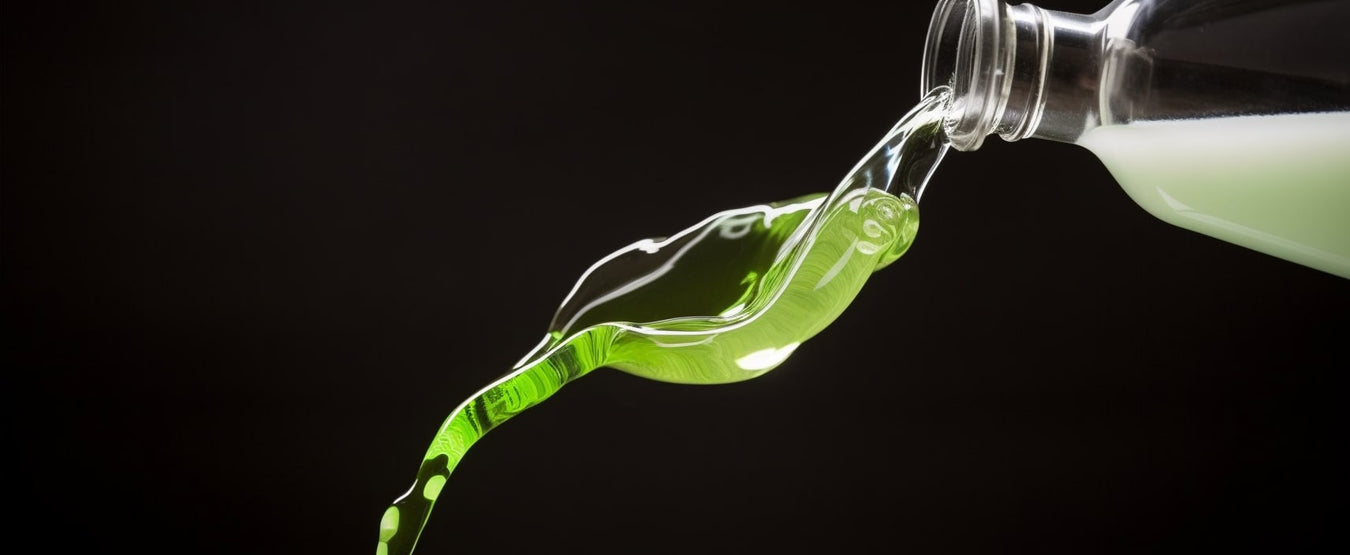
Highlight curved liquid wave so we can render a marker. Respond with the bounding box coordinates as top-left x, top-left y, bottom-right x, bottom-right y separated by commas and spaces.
377, 87, 950, 555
